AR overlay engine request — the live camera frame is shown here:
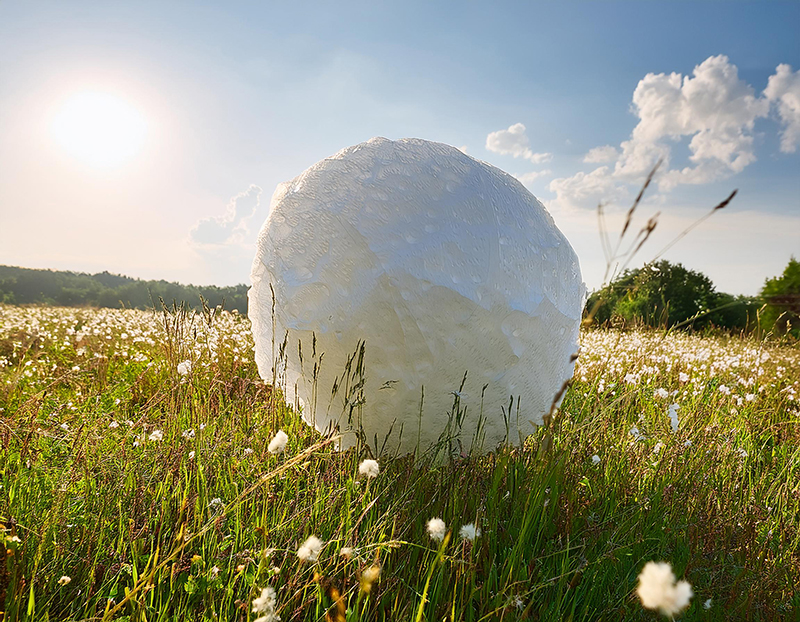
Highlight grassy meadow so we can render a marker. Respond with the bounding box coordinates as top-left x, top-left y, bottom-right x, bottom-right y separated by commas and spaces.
1, 304, 798, 621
